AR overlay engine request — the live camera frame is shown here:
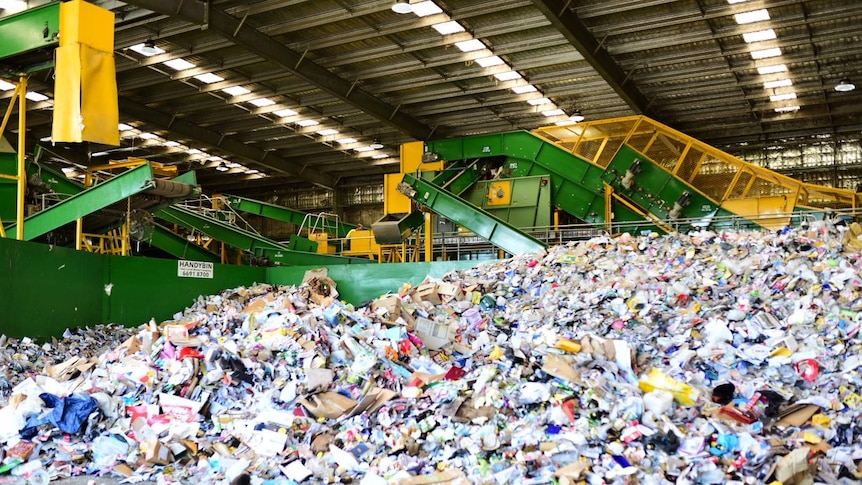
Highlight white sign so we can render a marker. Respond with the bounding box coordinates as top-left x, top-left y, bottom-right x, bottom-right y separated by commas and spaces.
177, 260, 214, 279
